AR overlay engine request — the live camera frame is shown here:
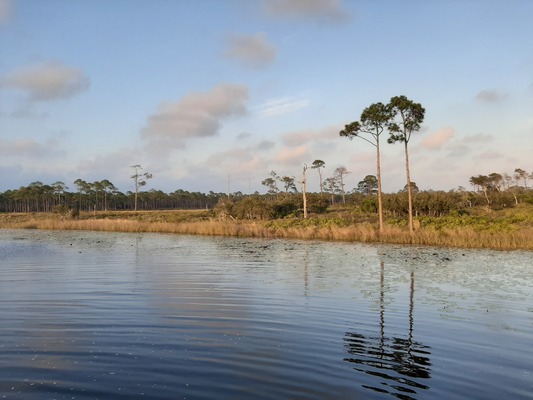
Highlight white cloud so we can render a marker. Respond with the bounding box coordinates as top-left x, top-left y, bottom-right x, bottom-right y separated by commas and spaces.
204, 139, 277, 177
420, 127, 454, 150
224, 32, 276, 69
142, 83, 249, 150
74, 148, 153, 191
0, 137, 64, 157
1, 61, 90, 101
263, 0, 351, 23
77, 148, 141, 177
206, 147, 265, 174
258, 96, 310, 117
